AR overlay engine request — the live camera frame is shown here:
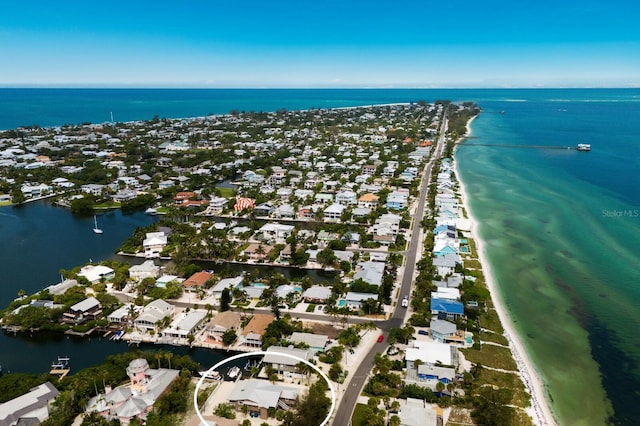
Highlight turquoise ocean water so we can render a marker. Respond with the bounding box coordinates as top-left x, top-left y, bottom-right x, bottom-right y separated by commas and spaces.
0, 88, 639, 424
